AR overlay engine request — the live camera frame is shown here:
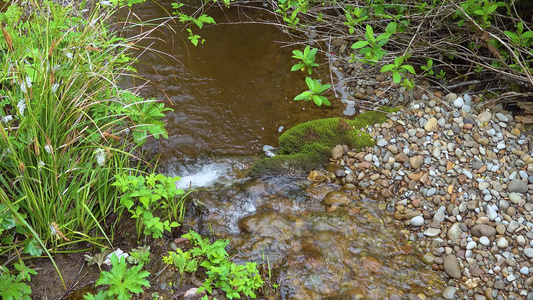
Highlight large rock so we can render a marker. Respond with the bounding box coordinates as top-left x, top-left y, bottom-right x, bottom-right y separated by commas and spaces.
443, 255, 462, 279
508, 179, 528, 193
471, 224, 496, 237
331, 145, 344, 160
447, 222, 463, 242
250, 109, 396, 176
323, 191, 351, 205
